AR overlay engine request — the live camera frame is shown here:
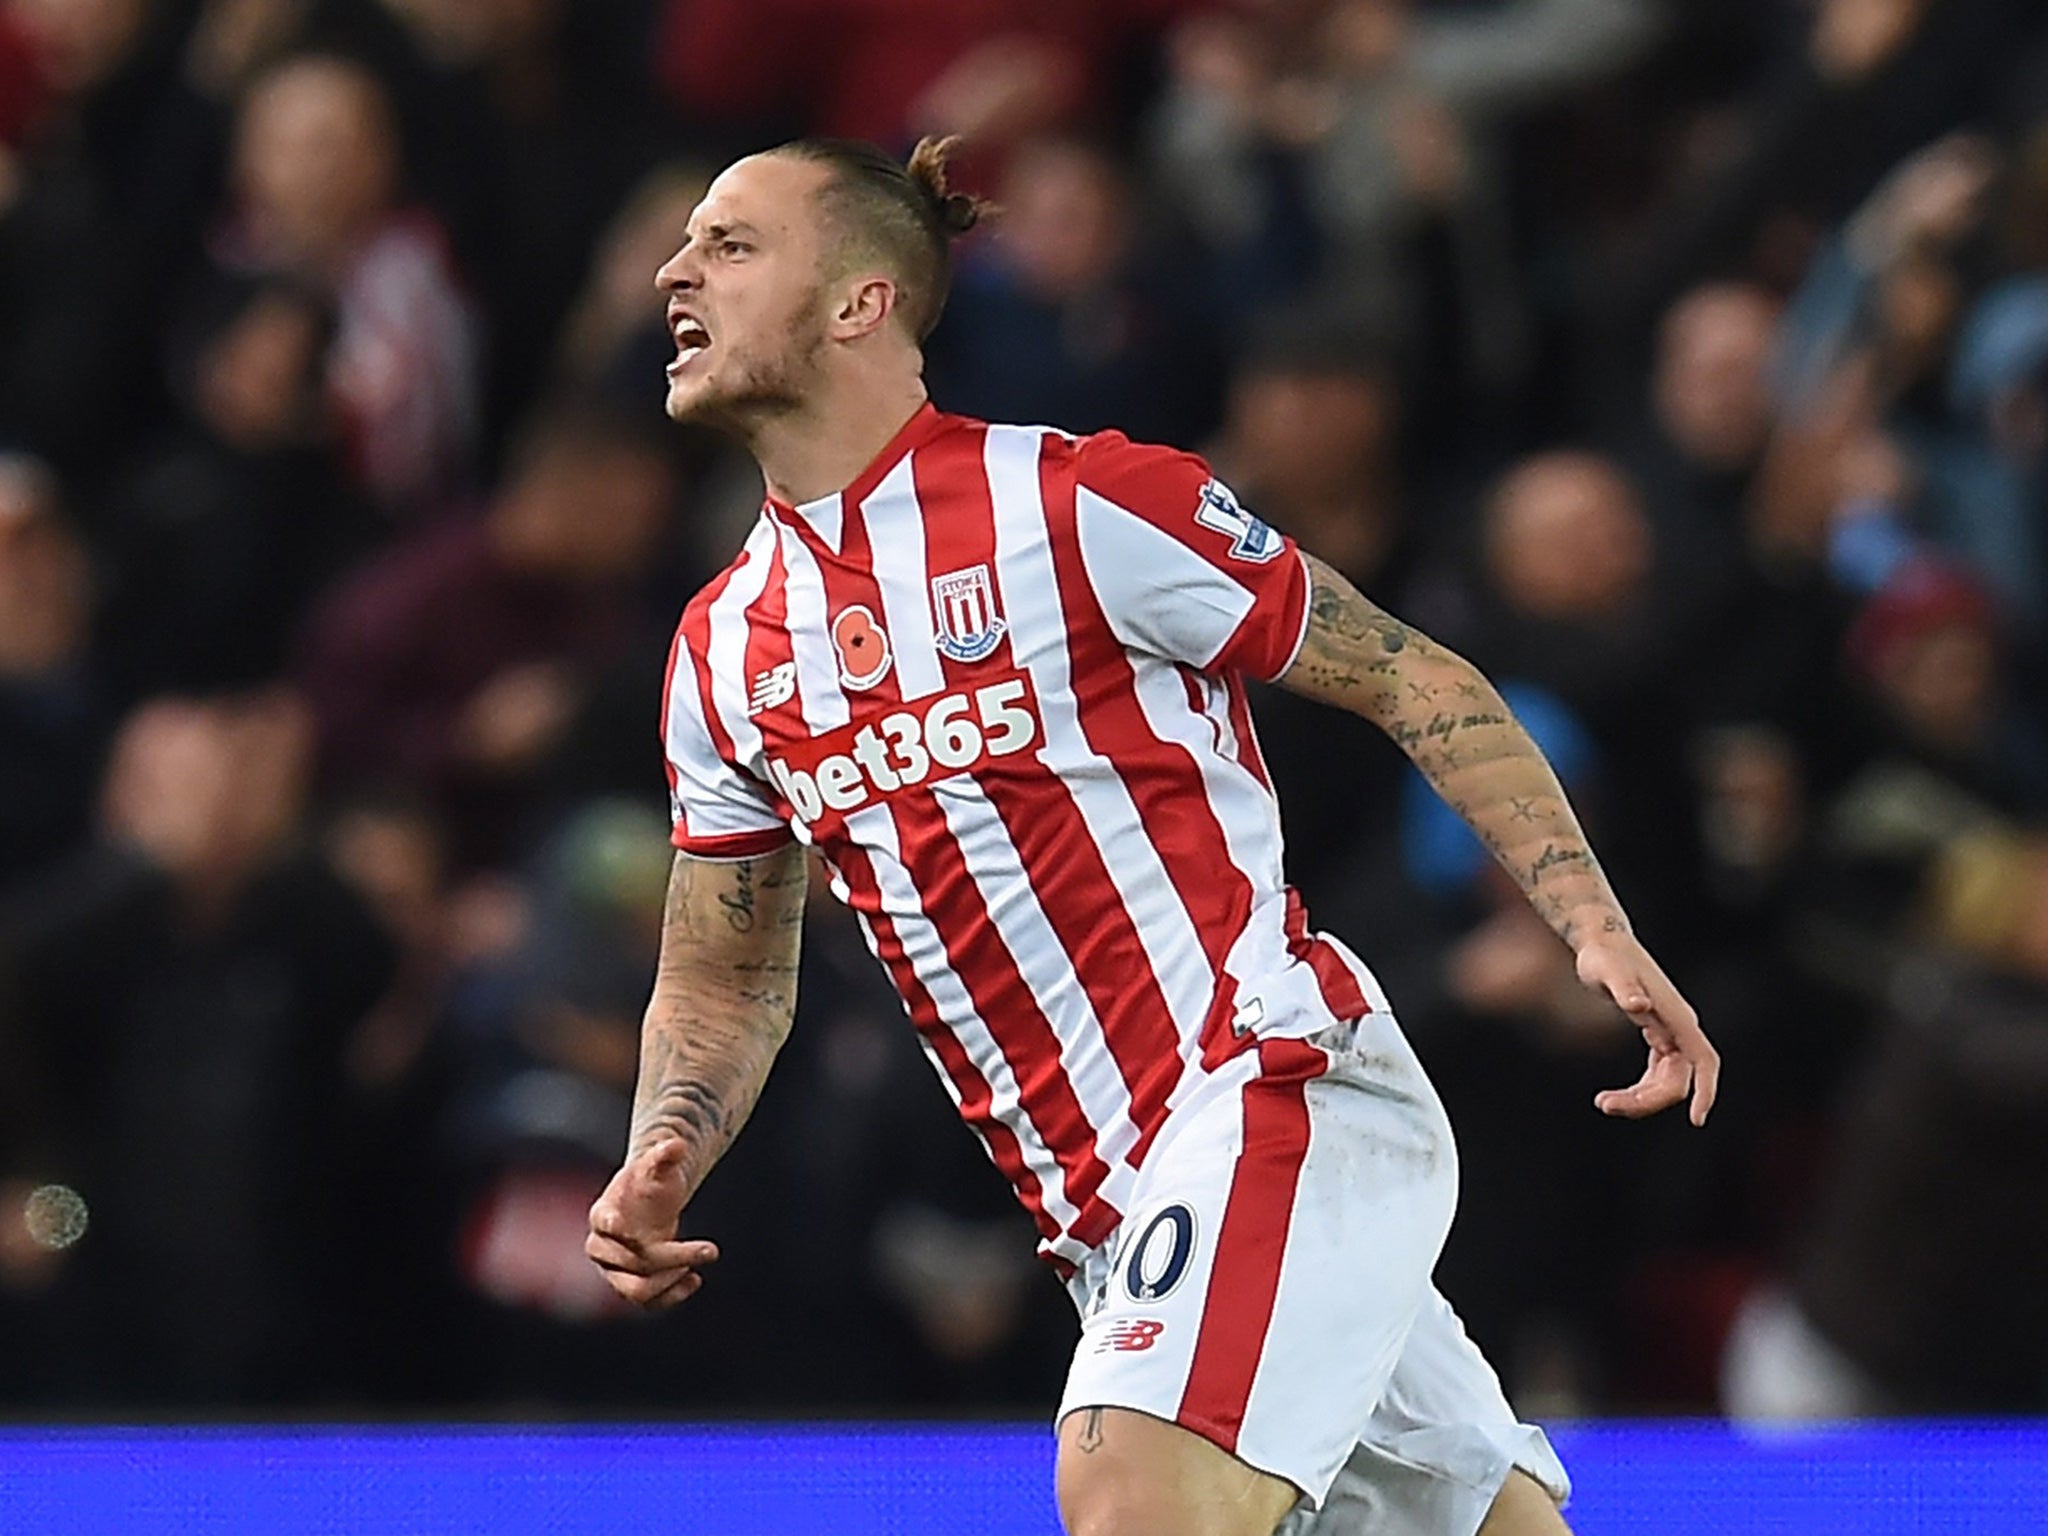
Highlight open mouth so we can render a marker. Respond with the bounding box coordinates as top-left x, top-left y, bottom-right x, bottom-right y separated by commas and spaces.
667, 313, 712, 377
